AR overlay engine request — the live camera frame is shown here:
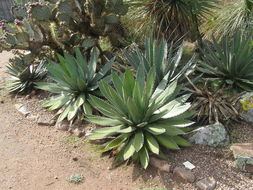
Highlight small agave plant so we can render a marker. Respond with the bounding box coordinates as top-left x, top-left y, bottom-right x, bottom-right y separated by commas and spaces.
36, 48, 114, 123
6, 58, 47, 94
86, 68, 194, 169
123, 36, 195, 87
